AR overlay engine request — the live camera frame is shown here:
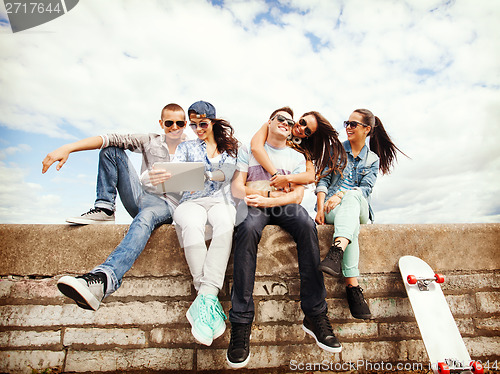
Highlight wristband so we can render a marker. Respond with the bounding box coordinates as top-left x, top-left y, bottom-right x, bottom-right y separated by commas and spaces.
267, 190, 270, 197
271, 171, 282, 178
